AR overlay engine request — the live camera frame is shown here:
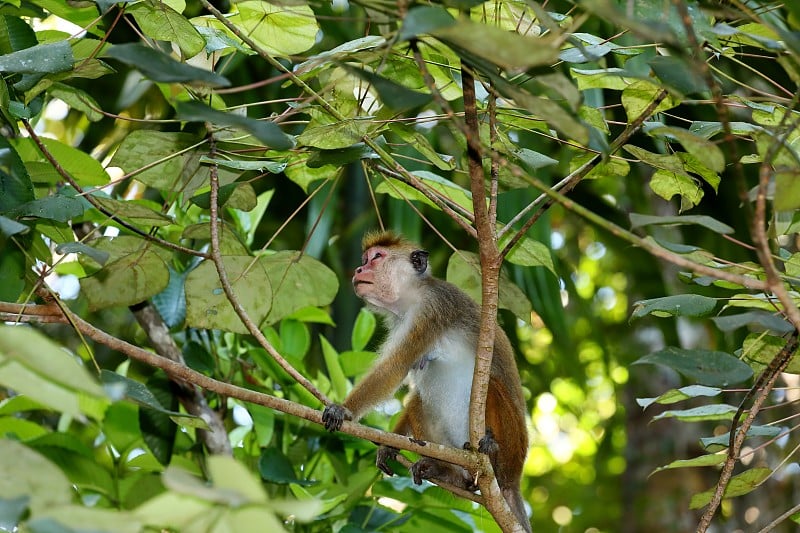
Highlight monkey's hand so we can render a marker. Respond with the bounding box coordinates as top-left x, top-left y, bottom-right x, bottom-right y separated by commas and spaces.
322, 404, 352, 432
376, 446, 399, 476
